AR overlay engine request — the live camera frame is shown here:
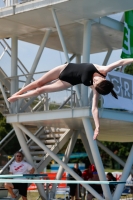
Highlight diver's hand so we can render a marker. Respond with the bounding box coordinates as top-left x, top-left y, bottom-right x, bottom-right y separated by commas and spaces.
93, 128, 99, 140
